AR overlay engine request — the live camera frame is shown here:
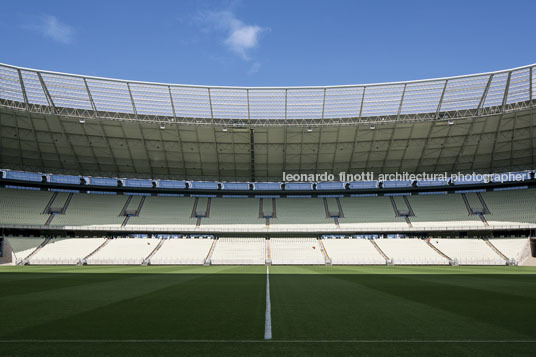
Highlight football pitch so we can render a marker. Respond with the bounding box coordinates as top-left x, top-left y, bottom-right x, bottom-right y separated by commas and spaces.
0, 265, 535, 356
